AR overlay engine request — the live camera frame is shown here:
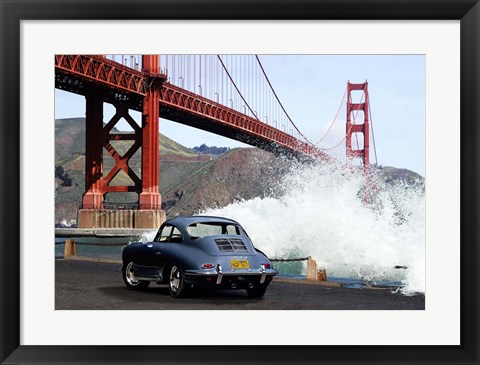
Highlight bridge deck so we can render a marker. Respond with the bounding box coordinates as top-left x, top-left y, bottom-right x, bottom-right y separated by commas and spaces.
55, 55, 332, 161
